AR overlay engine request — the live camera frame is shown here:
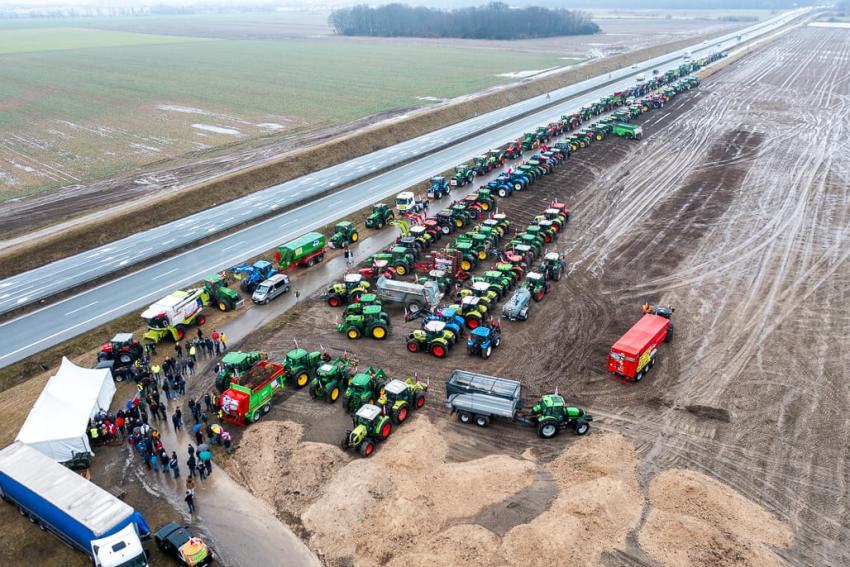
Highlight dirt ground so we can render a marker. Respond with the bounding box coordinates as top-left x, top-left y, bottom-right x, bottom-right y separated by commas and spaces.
217, 25, 850, 566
